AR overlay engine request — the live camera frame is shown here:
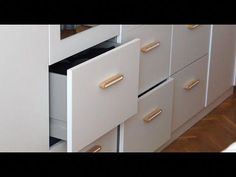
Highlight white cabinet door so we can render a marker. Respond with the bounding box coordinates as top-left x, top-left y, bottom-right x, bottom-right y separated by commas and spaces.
0, 25, 49, 151
206, 25, 235, 106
